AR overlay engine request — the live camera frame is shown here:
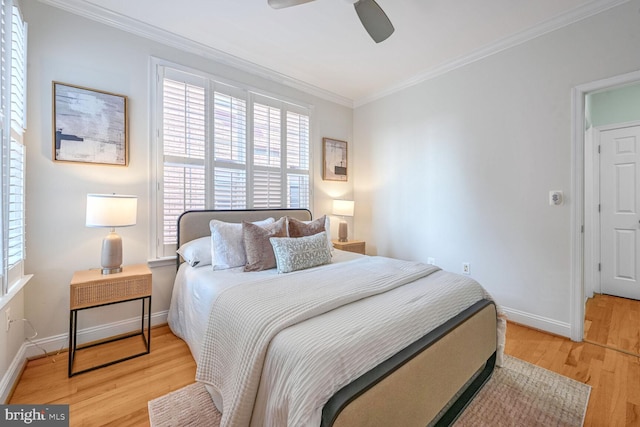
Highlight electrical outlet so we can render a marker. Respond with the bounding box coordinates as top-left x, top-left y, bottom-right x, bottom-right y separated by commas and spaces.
462, 262, 470, 275
5, 307, 10, 332
427, 257, 435, 265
